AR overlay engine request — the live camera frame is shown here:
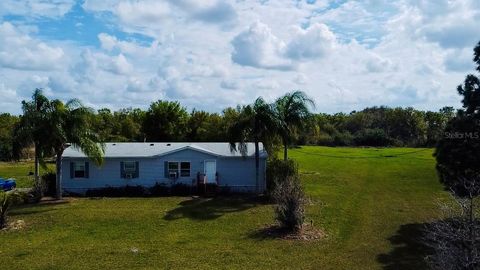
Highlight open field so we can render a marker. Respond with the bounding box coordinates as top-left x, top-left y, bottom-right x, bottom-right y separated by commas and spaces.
0, 161, 54, 188
0, 147, 448, 269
